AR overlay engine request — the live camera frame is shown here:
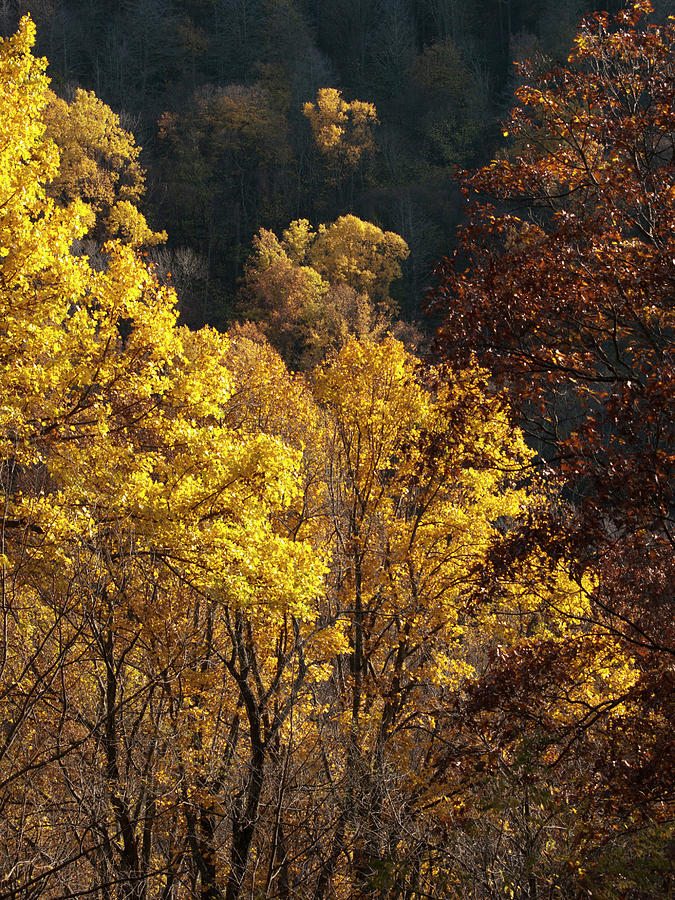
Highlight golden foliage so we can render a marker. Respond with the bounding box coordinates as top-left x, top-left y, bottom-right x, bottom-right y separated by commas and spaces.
303, 87, 378, 169
309, 214, 409, 308
0, 21, 328, 896
43, 87, 166, 246
240, 215, 409, 366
